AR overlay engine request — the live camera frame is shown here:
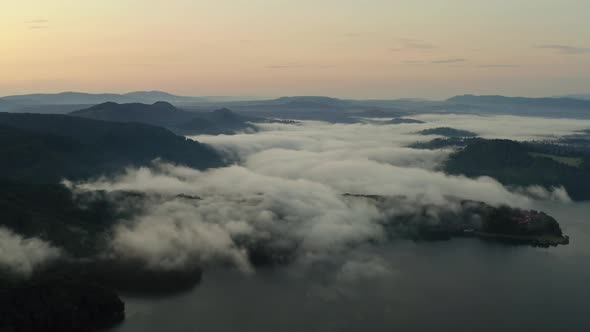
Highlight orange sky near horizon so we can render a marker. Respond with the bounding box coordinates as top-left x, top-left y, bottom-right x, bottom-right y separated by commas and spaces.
1, 0, 590, 99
